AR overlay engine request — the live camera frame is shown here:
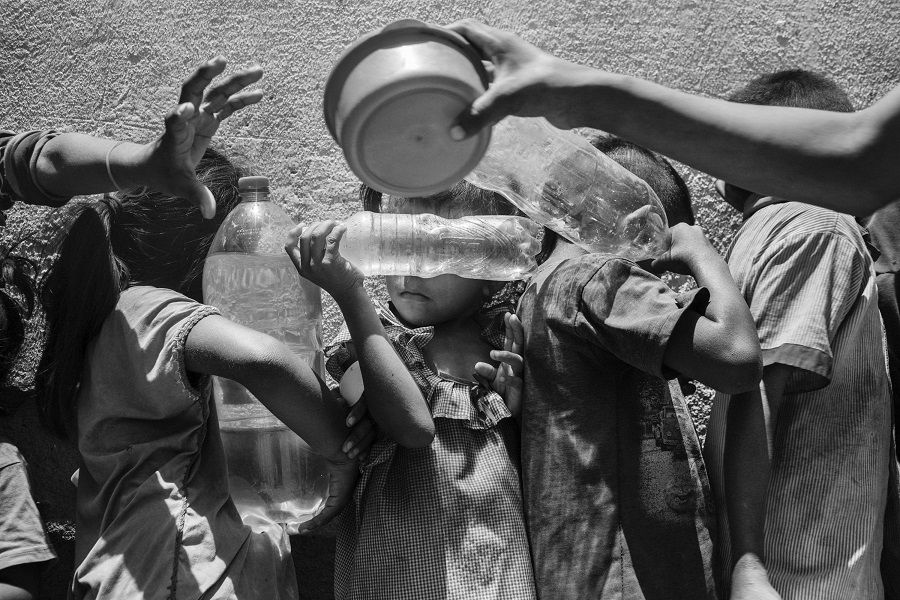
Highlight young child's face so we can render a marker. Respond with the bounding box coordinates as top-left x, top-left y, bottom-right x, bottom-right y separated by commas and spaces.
382, 195, 493, 327
386, 274, 489, 327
